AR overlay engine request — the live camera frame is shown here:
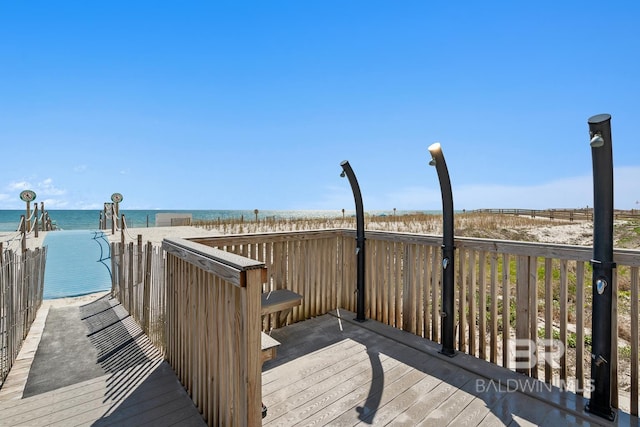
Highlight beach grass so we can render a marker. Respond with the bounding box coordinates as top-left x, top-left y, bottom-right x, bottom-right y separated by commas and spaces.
192, 211, 571, 239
